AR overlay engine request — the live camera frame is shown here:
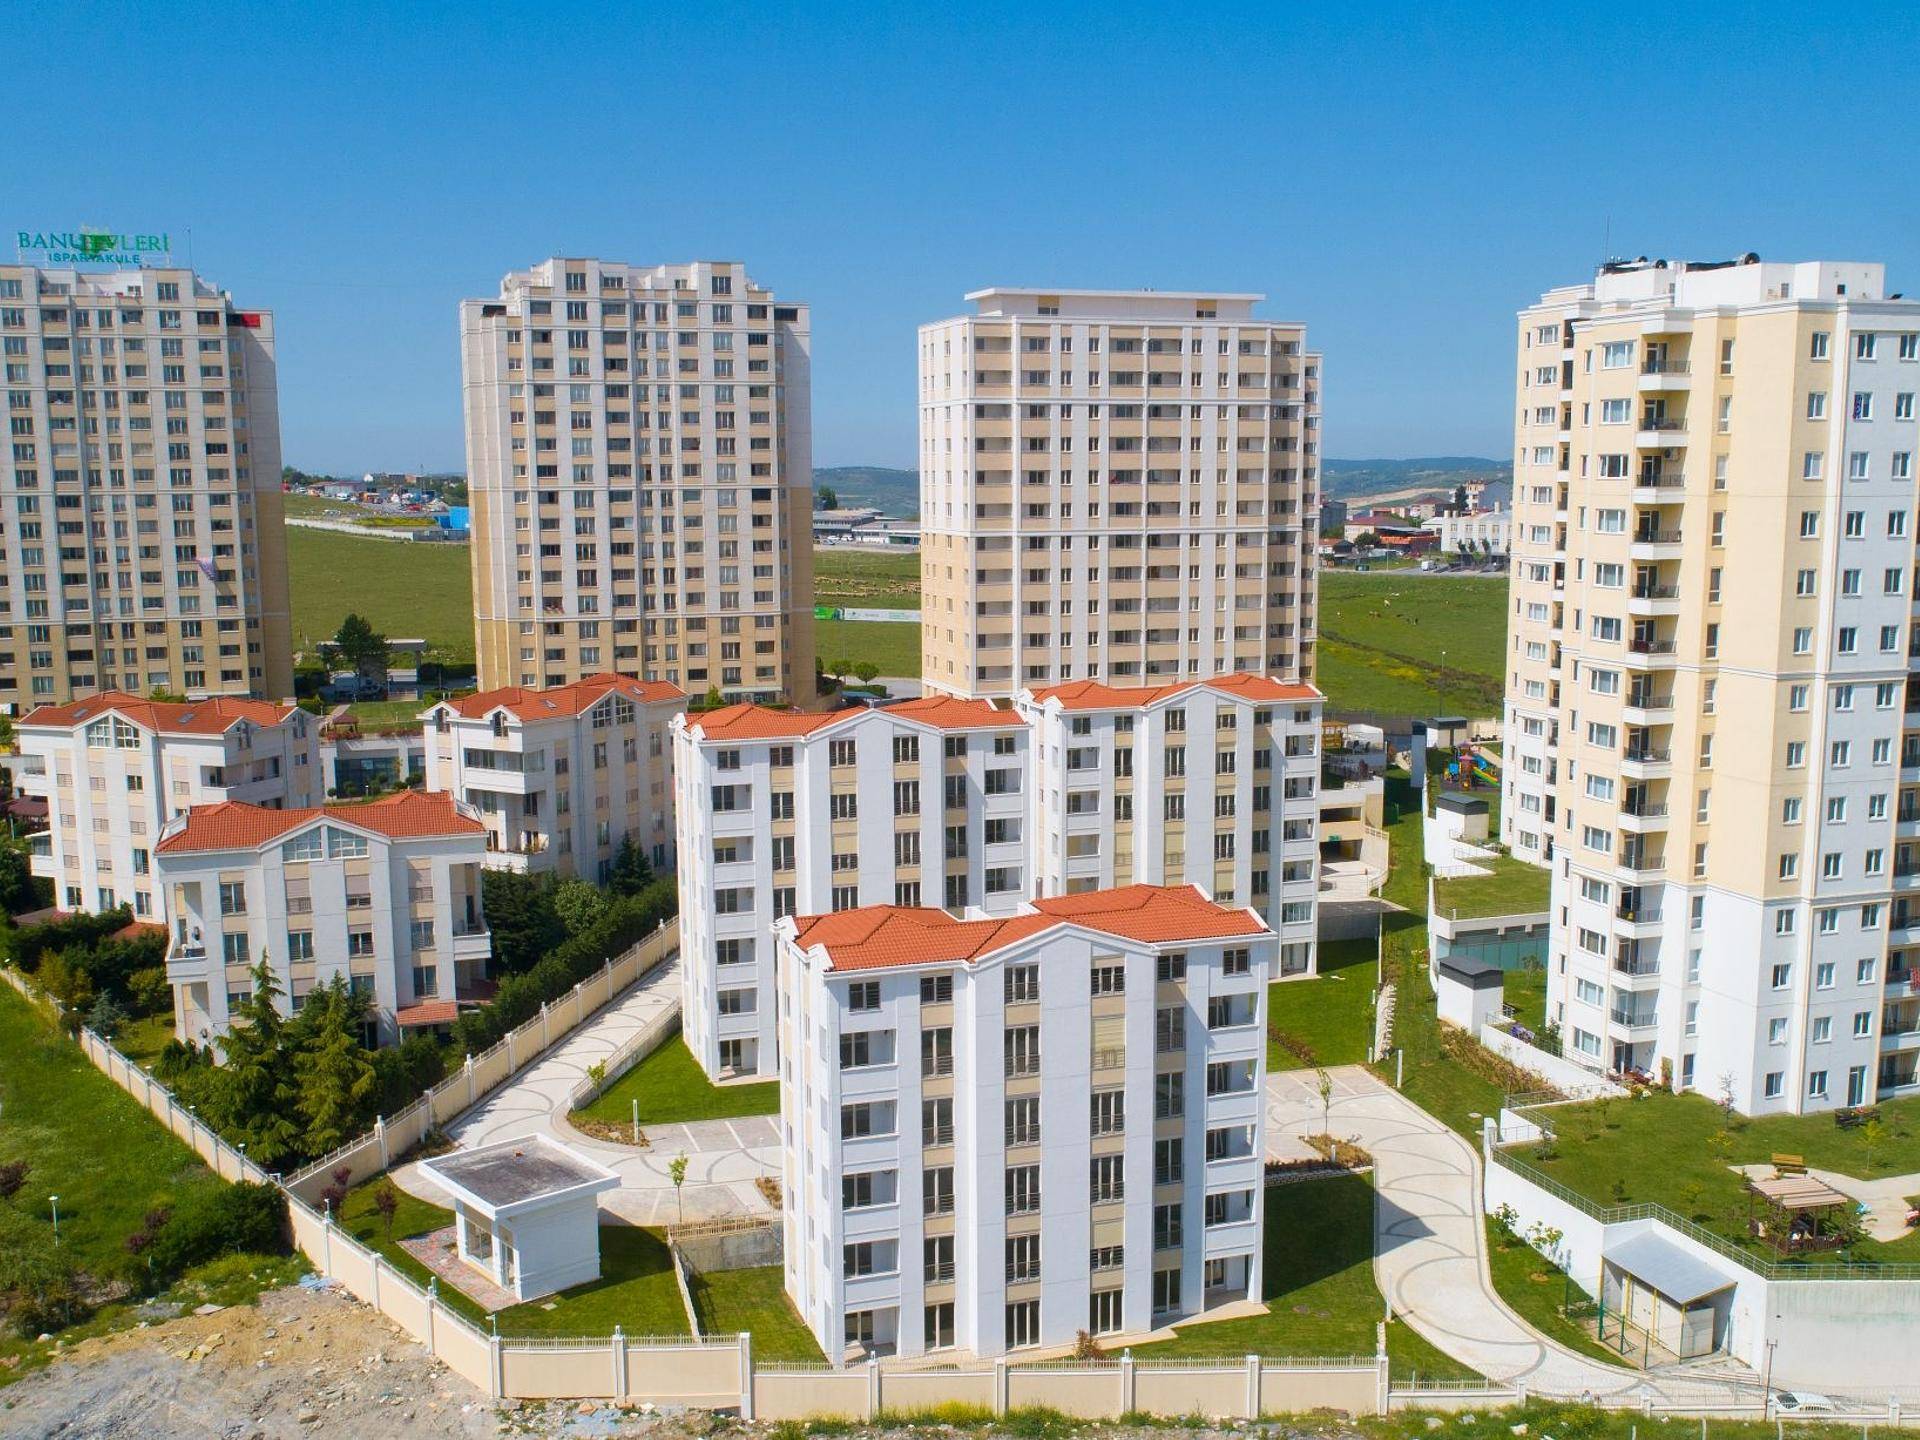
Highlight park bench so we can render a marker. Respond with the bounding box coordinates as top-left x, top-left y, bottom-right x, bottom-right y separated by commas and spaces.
1771, 1153, 1807, 1176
